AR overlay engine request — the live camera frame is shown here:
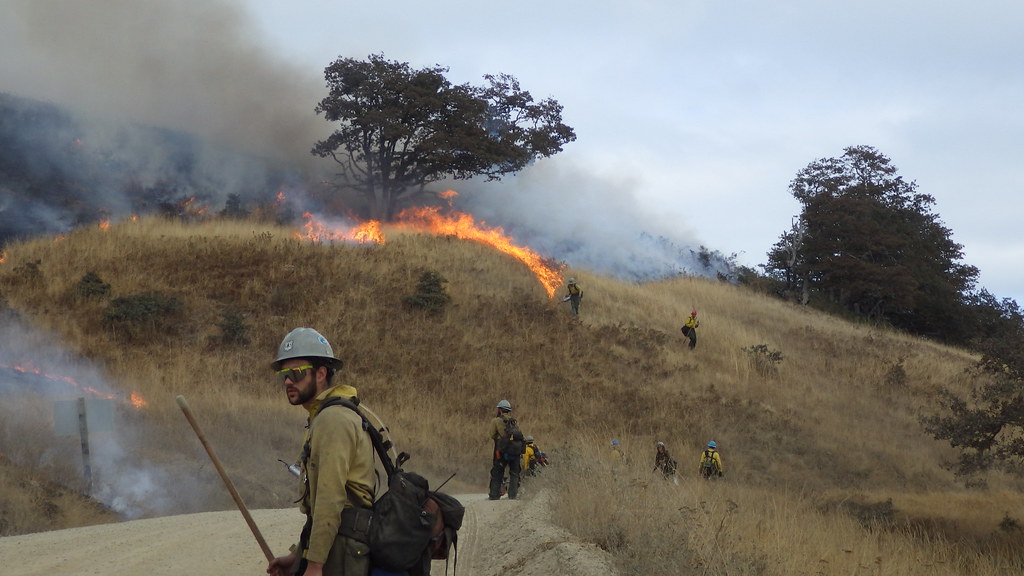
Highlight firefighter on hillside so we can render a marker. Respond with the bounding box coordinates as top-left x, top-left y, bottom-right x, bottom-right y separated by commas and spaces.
682, 310, 700, 350
699, 440, 724, 479
565, 278, 583, 316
